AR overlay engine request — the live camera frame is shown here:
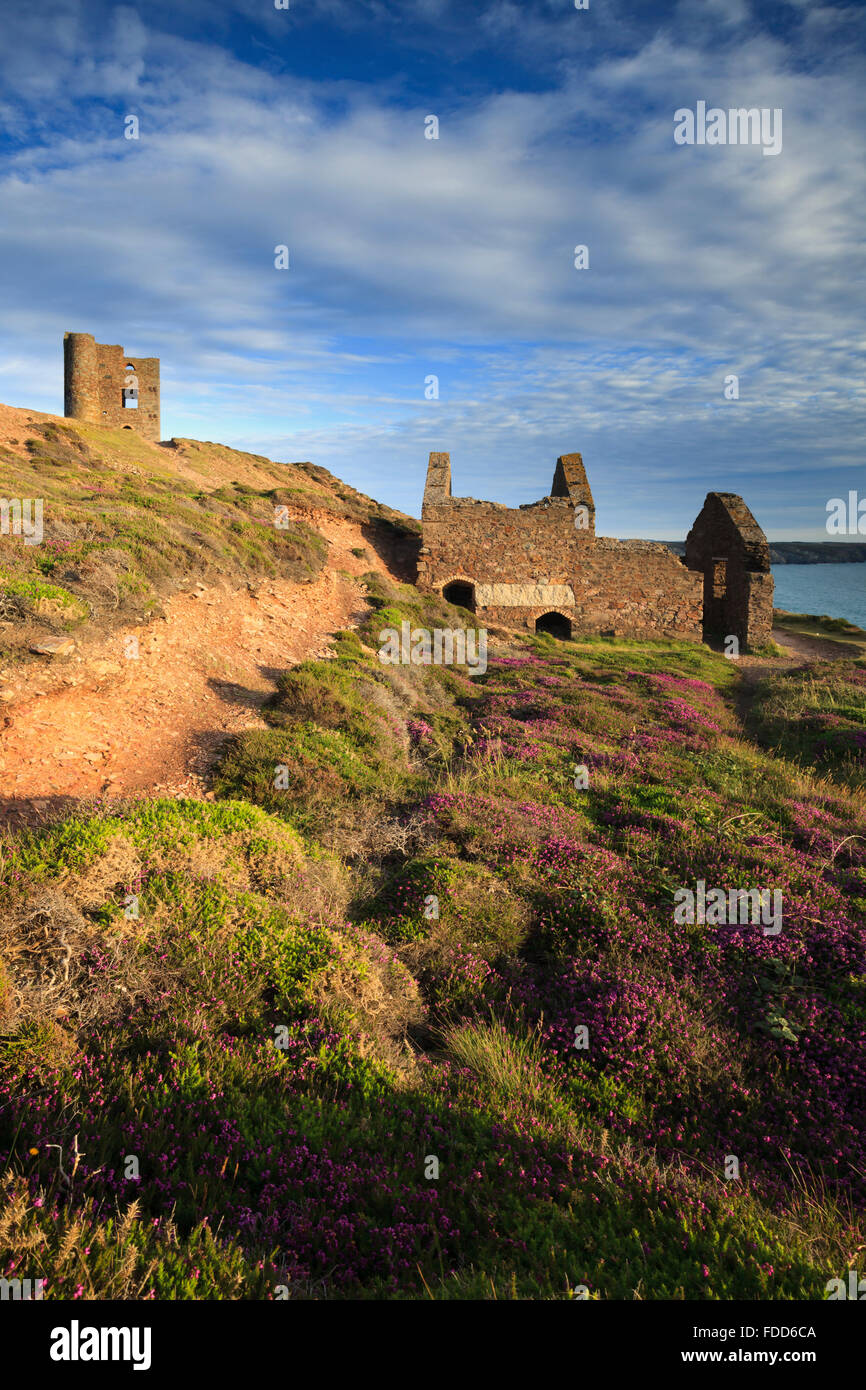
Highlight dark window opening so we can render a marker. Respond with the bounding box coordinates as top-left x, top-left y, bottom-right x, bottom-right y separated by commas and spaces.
535, 611, 572, 640
123, 364, 139, 408
442, 581, 476, 612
